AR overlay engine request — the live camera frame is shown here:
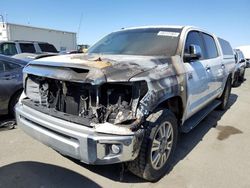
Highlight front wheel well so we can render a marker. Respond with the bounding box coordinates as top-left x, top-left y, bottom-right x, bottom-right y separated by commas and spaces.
157, 96, 184, 122
8, 89, 23, 115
